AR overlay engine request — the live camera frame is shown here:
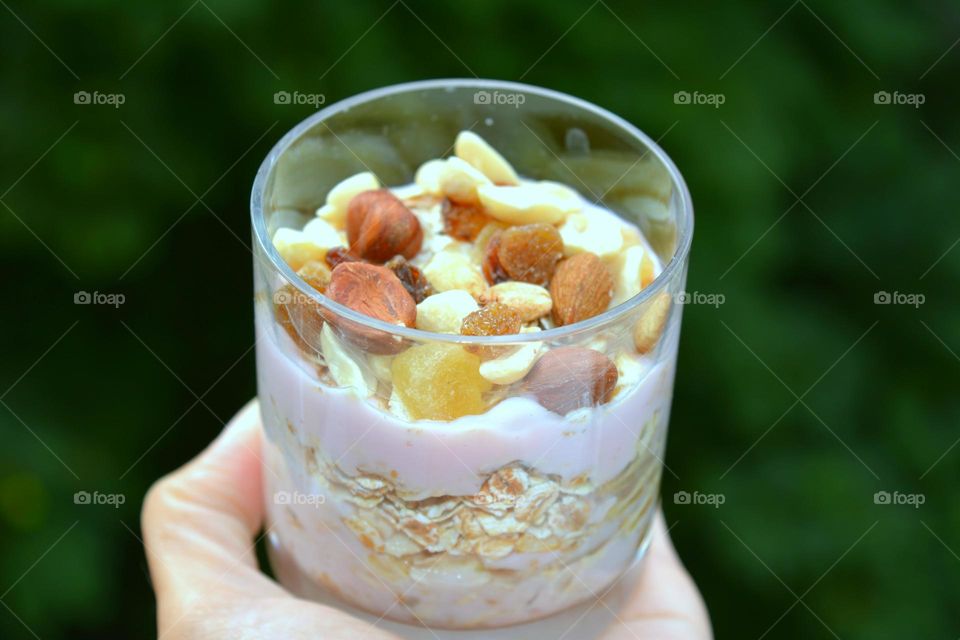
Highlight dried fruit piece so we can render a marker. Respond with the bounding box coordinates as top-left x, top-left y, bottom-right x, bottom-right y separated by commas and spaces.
317, 172, 380, 228
423, 249, 488, 299
633, 292, 671, 354
497, 223, 564, 287
415, 290, 479, 334
460, 303, 522, 359
324, 246, 361, 270
482, 231, 509, 285
550, 253, 613, 326
325, 262, 416, 354
391, 343, 492, 420
477, 182, 579, 225
384, 255, 434, 303
454, 131, 520, 185
441, 197, 492, 242
523, 347, 618, 414
347, 189, 423, 262
297, 260, 332, 293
